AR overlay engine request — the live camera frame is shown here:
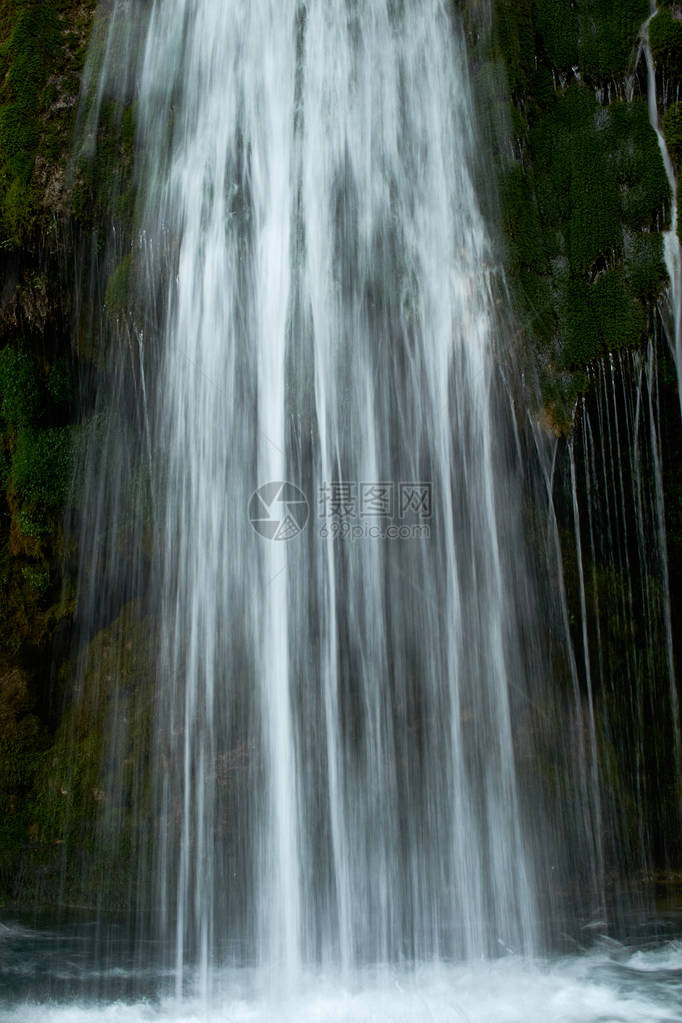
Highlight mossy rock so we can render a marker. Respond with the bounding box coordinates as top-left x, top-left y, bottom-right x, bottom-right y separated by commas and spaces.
71, 98, 137, 235
104, 252, 132, 312
517, 270, 556, 345
606, 100, 671, 232
500, 162, 547, 272
0, 345, 42, 428
555, 269, 646, 369
558, 277, 601, 368
540, 369, 590, 435
490, 0, 535, 98
577, 0, 649, 79
534, 0, 649, 79
45, 355, 75, 410
649, 8, 682, 83
591, 269, 646, 350
0, 661, 49, 857
0, 2, 61, 246
23, 602, 158, 905
0, 1, 98, 247
11, 426, 72, 509
662, 101, 682, 170
624, 232, 667, 300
